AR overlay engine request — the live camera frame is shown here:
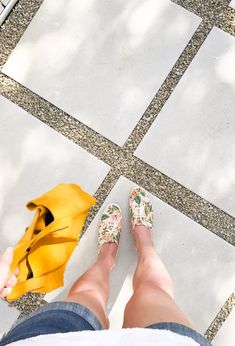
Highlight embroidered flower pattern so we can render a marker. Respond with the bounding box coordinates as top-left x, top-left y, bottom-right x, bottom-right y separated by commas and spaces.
129, 187, 153, 231
98, 204, 122, 254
